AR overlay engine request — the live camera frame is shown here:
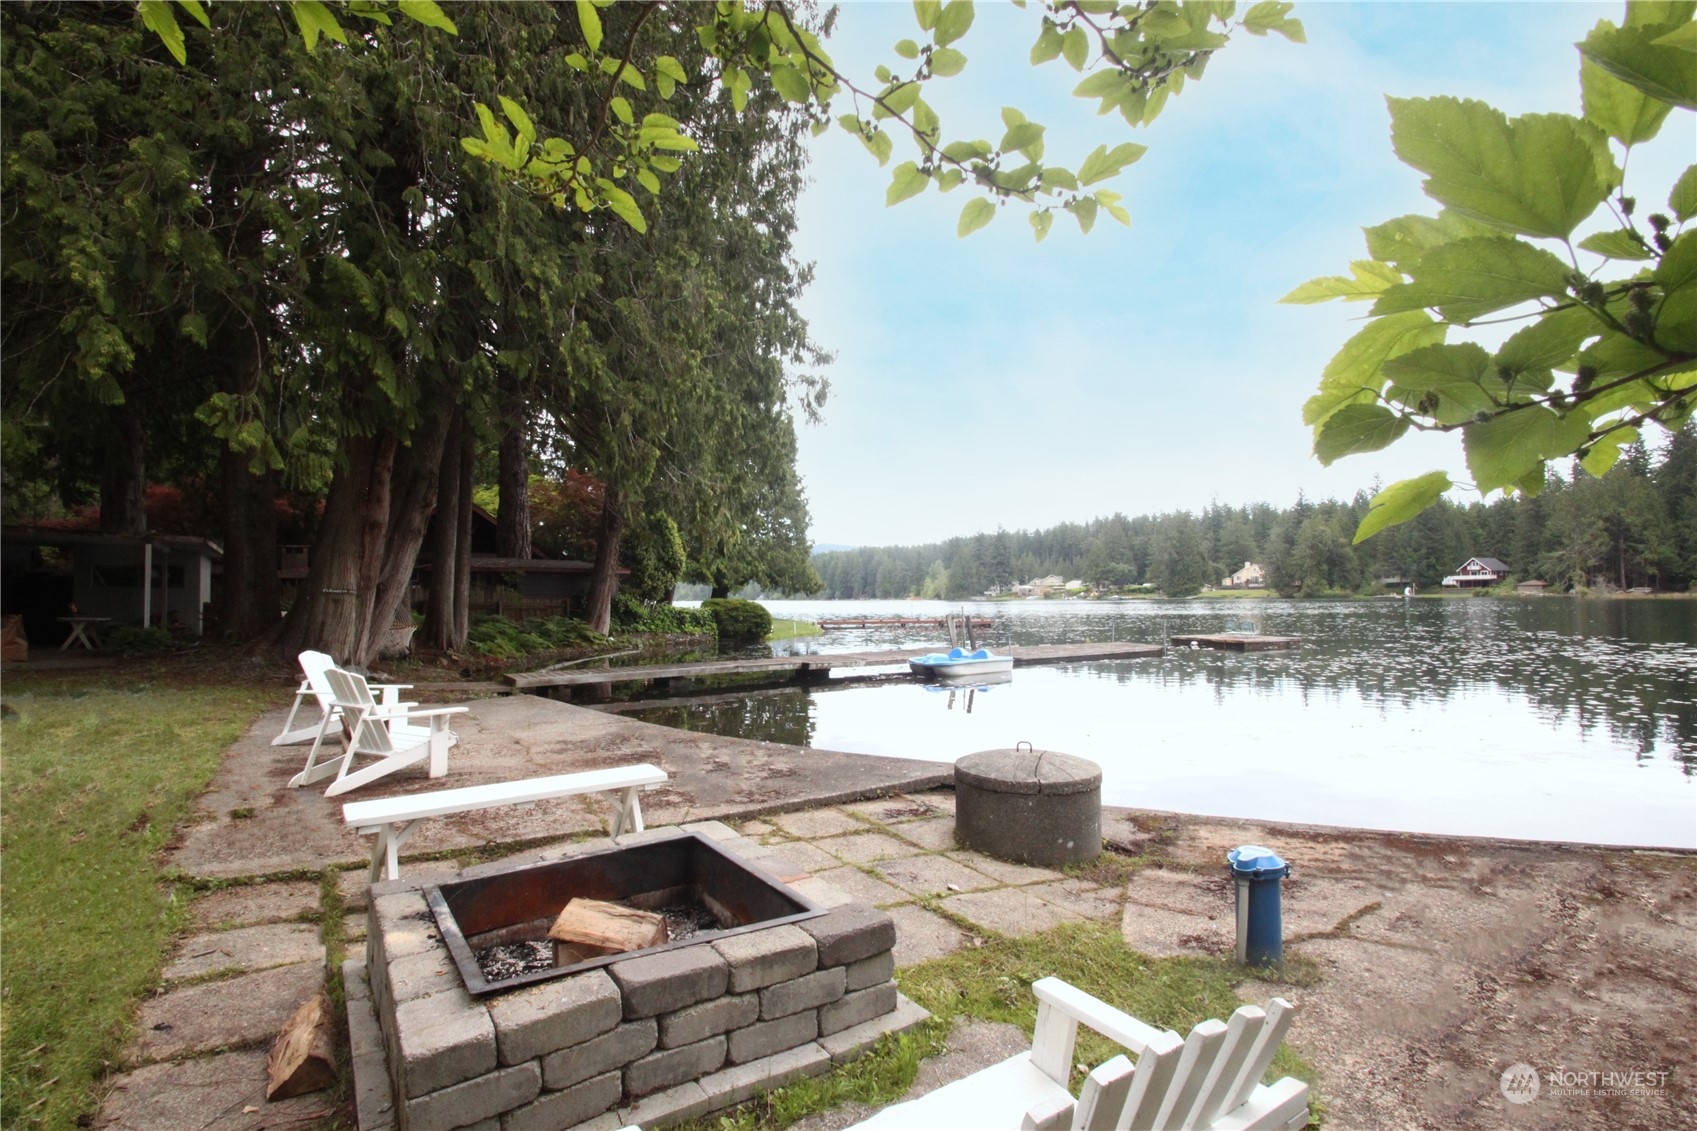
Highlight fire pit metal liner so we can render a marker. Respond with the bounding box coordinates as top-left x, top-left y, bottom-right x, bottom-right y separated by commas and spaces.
423, 829, 828, 996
